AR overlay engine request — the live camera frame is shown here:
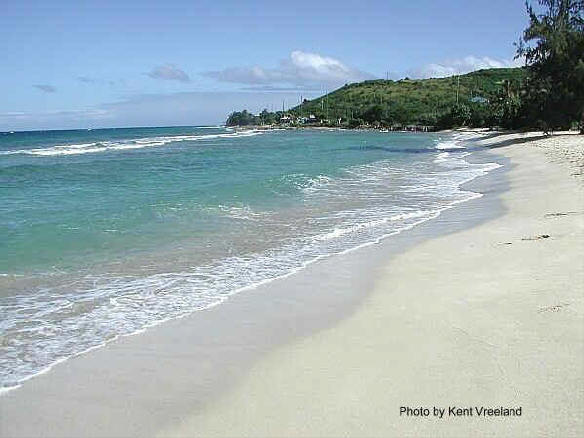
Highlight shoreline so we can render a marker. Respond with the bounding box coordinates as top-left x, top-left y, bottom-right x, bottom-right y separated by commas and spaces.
0, 134, 507, 436
164, 132, 583, 437
1, 132, 582, 437
0, 130, 495, 395
230, 124, 582, 137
